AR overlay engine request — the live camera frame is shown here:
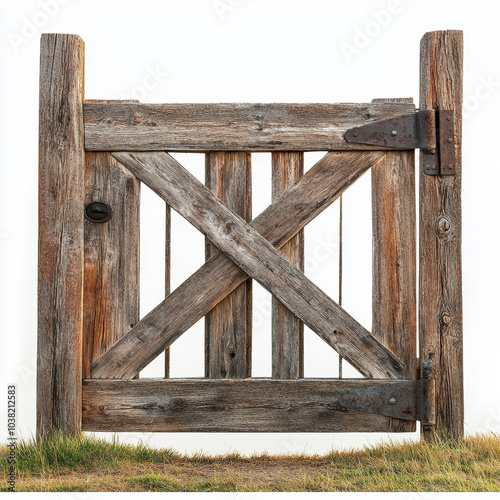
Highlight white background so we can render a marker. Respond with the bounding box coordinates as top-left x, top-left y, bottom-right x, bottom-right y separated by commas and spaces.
1, 0, 499, 456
